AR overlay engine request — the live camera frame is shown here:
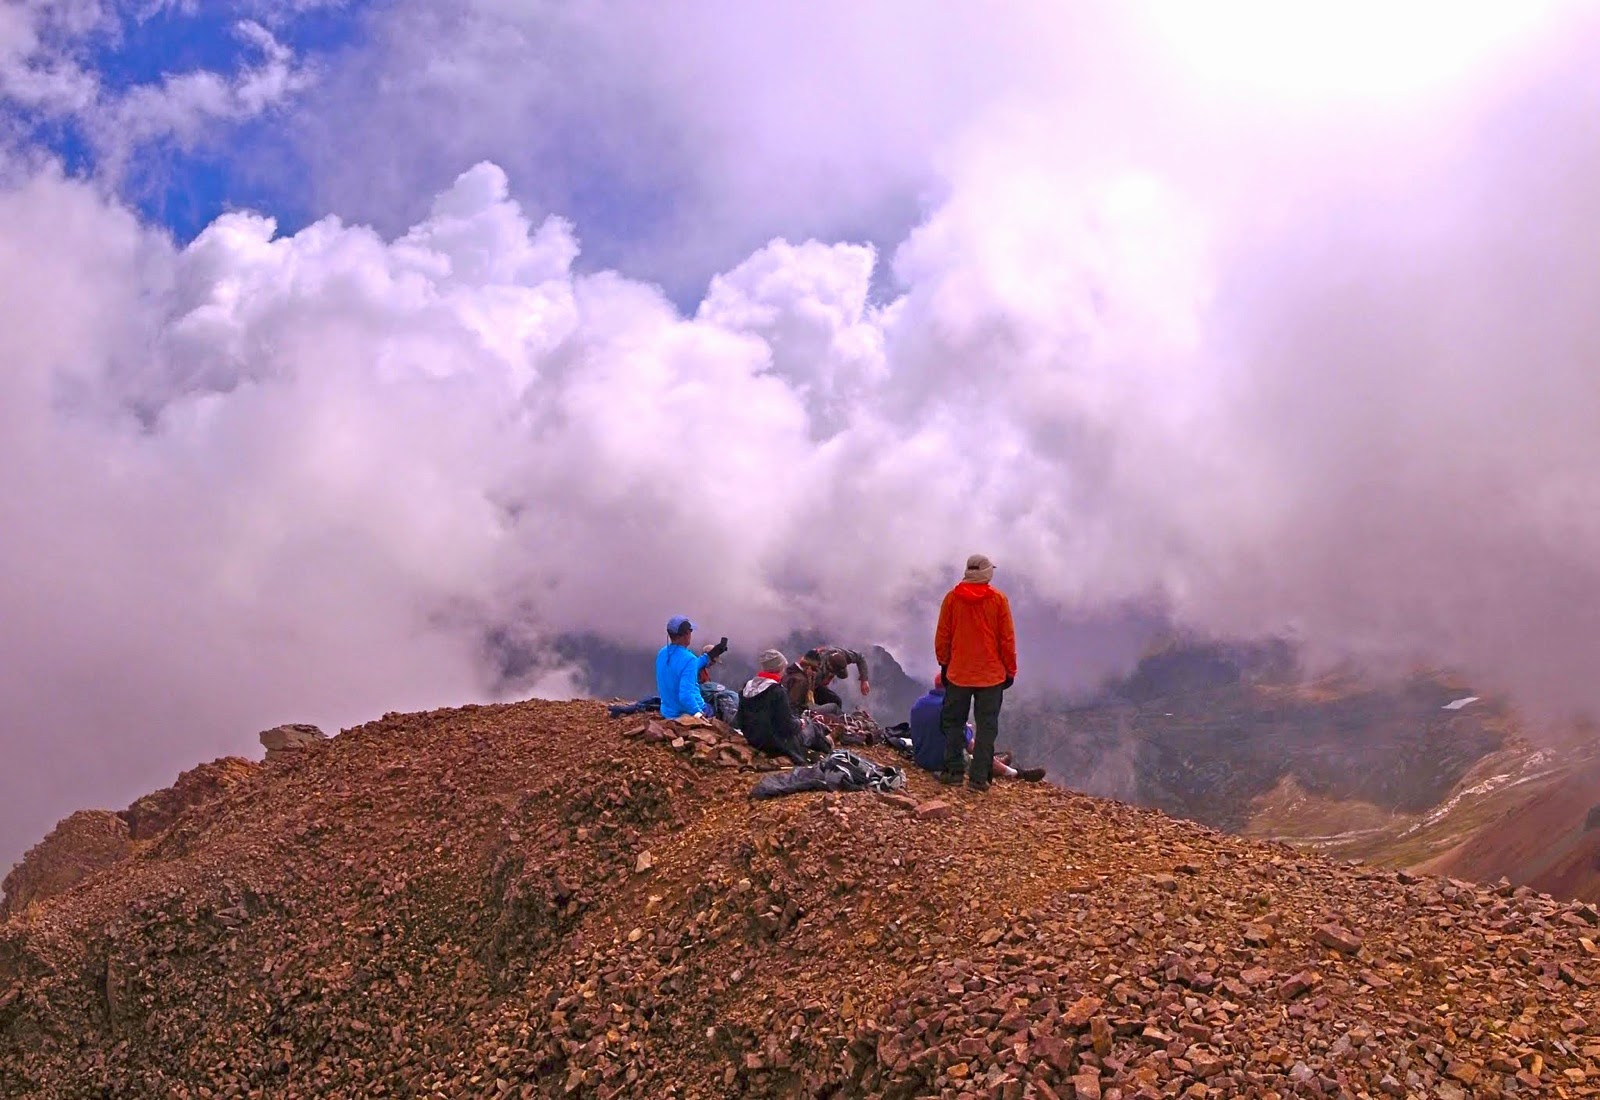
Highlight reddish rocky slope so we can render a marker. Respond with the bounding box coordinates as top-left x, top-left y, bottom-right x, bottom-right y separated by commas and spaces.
1414, 758, 1600, 903
2, 700, 1598, 1098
